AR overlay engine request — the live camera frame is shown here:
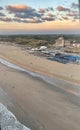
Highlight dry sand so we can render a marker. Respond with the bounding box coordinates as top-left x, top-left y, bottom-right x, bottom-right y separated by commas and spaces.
0, 42, 80, 84
0, 42, 80, 130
